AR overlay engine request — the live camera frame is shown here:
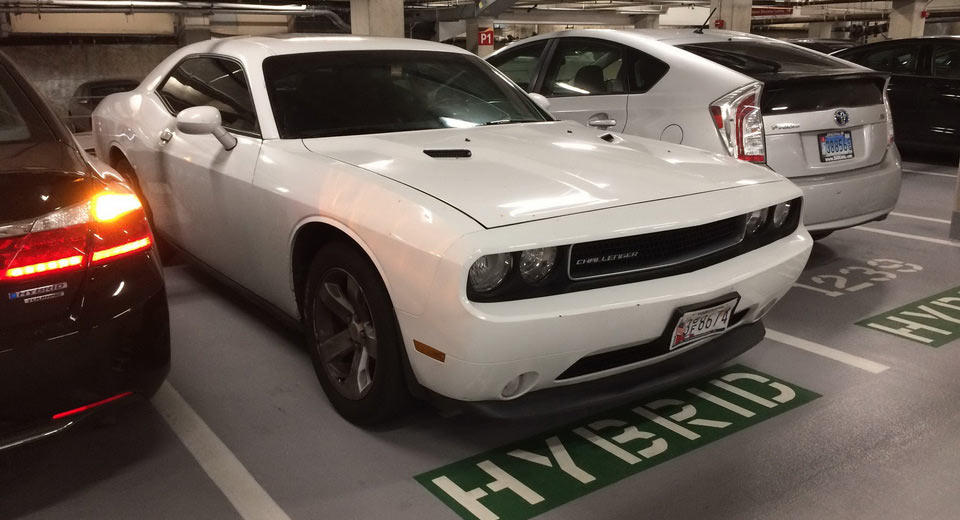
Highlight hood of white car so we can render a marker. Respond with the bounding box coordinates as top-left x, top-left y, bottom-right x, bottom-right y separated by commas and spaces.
302, 121, 782, 228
